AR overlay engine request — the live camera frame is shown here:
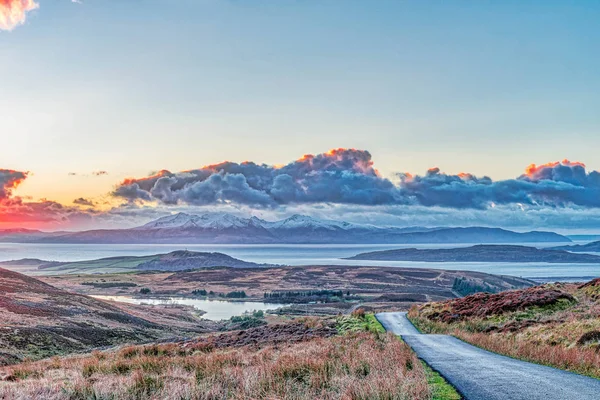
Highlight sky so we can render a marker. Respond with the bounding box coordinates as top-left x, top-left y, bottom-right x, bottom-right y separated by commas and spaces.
1, 0, 600, 232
